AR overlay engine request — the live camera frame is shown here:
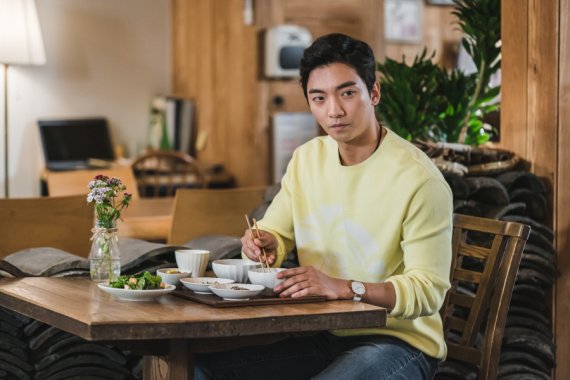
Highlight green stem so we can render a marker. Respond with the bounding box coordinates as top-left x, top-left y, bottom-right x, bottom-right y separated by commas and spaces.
458, 57, 486, 144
